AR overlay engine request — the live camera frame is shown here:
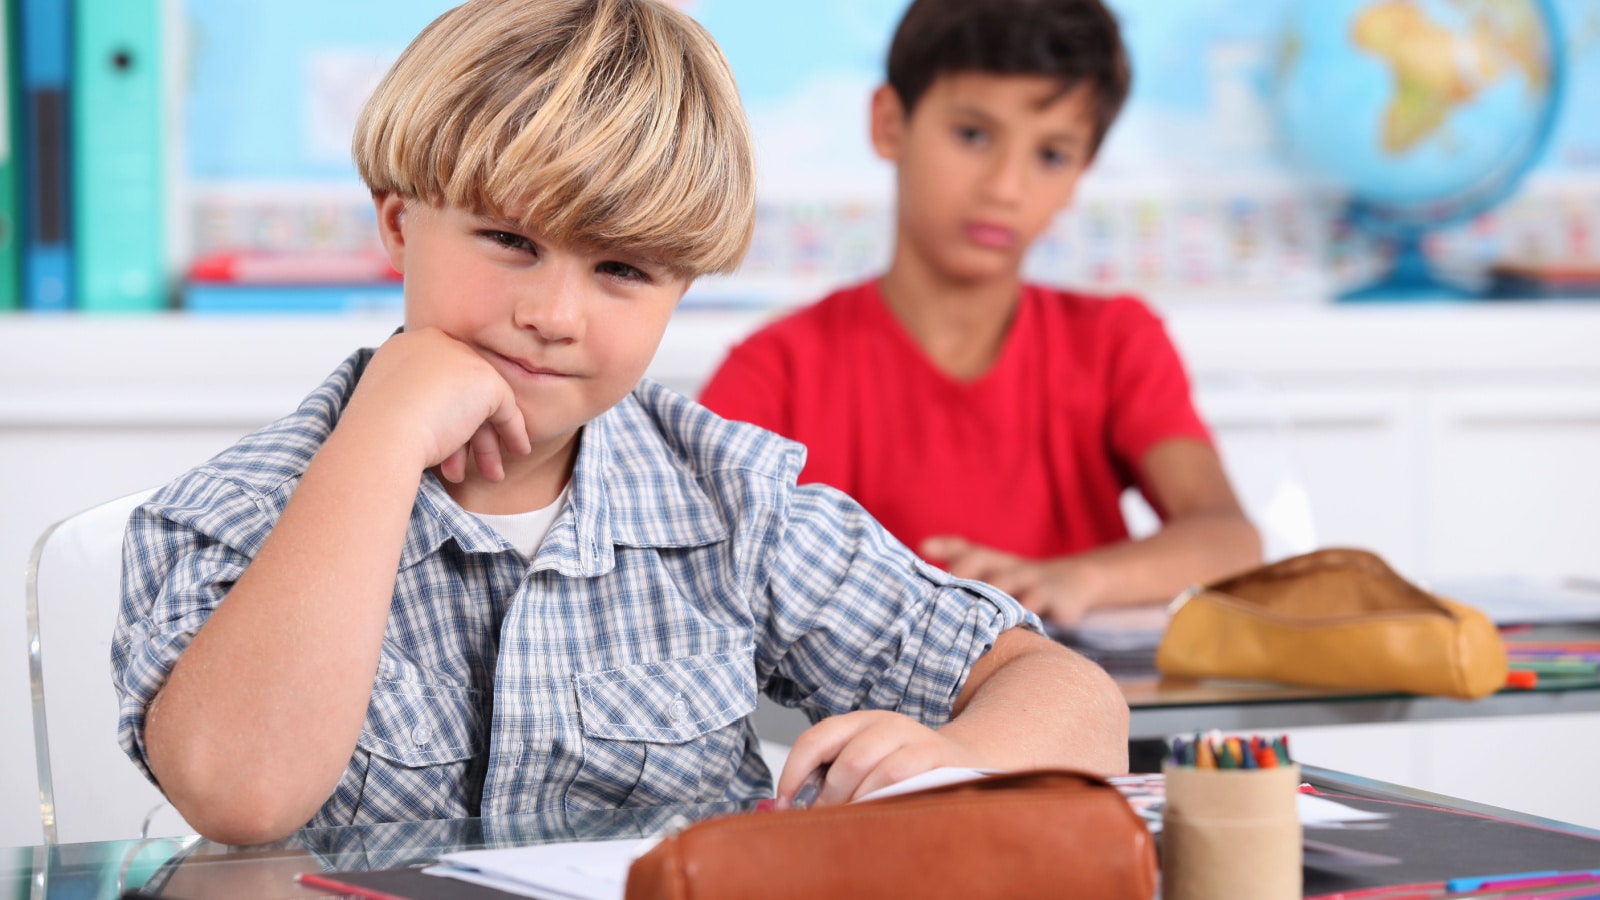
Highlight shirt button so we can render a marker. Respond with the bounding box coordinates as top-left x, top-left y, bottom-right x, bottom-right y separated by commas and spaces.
670, 696, 689, 723
412, 724, 434, 747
